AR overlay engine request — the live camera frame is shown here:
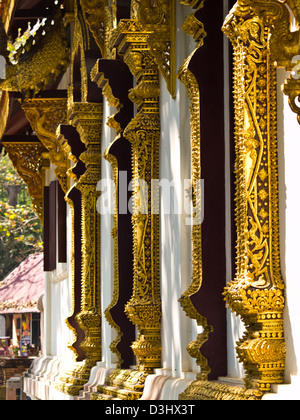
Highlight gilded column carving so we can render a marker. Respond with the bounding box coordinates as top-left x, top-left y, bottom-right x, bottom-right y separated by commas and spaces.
55, 4, 104, 395
113, 18, 161, 373
2, 138, 47, 222
177, 0, 214, 381
222, 3, 286, 393
58, 99, 103, 396
93, 65, 122, 366
72, 100, 103, 376
22, 98, 69, 193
